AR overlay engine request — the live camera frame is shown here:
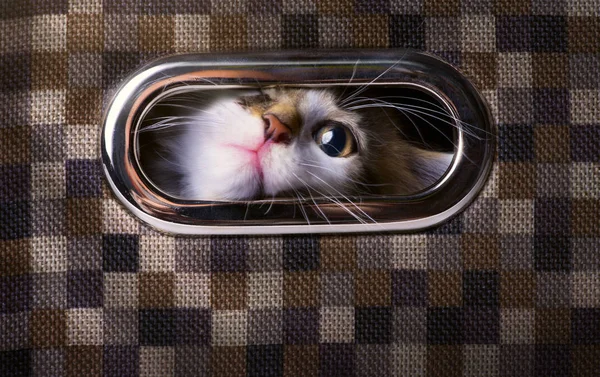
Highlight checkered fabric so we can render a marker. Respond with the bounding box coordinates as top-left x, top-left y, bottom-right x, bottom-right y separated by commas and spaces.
1, 0, 600, 376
